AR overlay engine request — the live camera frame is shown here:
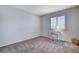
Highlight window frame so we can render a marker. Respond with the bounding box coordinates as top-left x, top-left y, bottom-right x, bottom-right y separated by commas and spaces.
50, 15, 66, 31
